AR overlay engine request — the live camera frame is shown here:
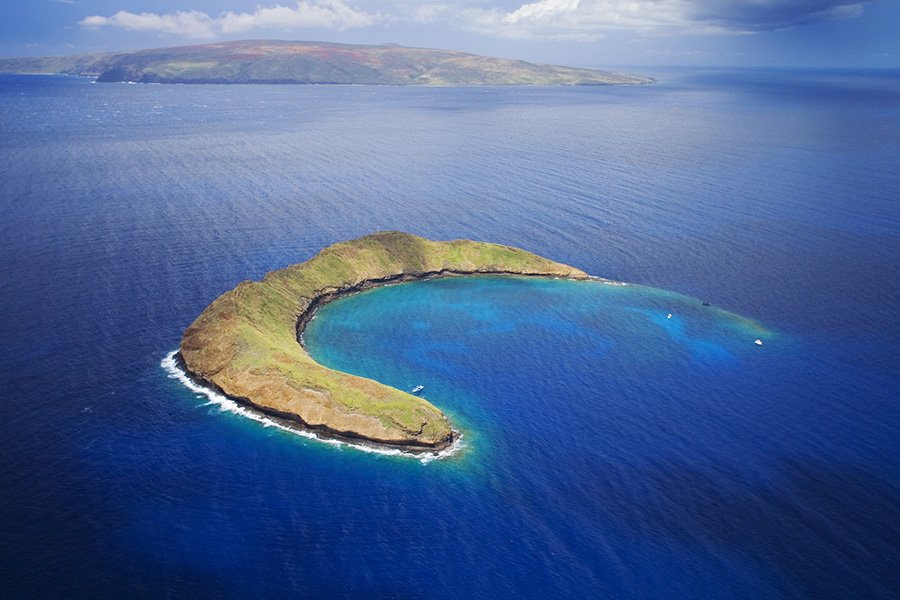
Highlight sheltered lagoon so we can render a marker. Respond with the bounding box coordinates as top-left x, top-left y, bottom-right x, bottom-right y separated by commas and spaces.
177, 231, 771, 457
